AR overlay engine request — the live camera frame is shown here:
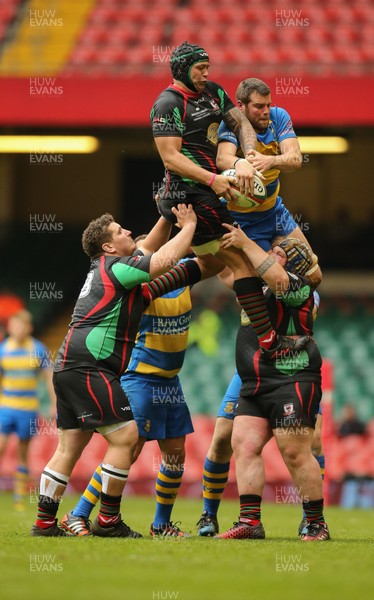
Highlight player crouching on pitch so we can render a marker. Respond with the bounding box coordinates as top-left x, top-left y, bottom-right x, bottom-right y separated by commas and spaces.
214, 227, 330, 541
